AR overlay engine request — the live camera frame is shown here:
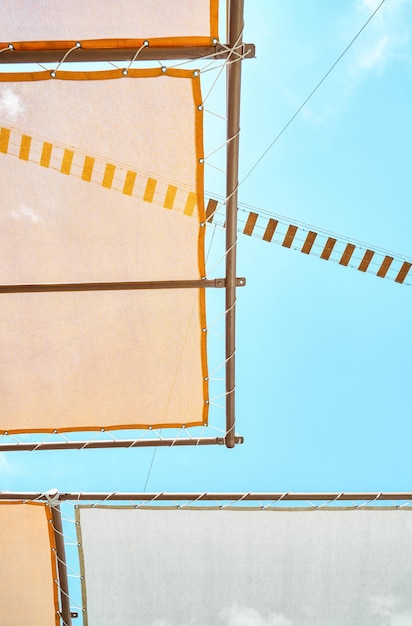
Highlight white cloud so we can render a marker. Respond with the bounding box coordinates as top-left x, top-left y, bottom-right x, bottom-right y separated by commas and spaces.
219, 605, 293, 626
369, 593, 398, 617
353, 0, 411, 73
357, 34, 389, 69
368, 594, 412, 625
0, 453, 11, 473
149, 606, 293, 626
391, 614, 412, 626
11, 203, 41, 223
0, 87, 25, 121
